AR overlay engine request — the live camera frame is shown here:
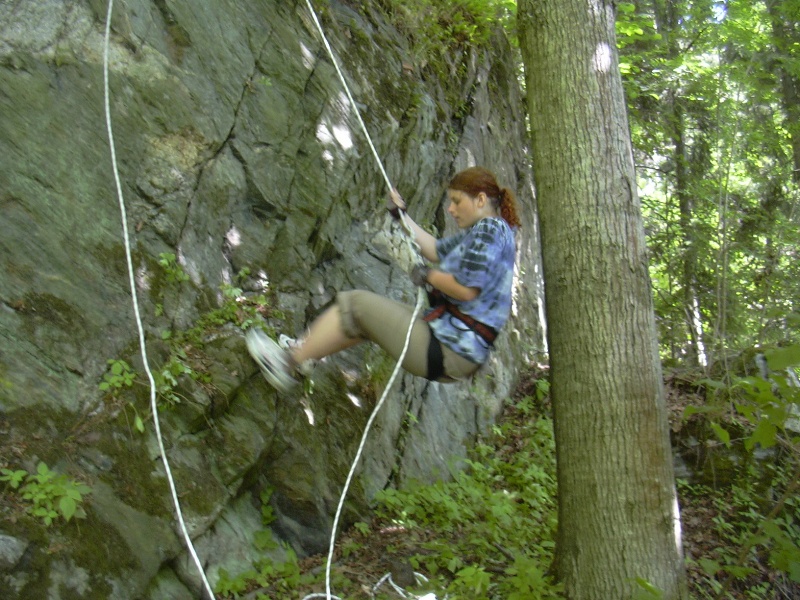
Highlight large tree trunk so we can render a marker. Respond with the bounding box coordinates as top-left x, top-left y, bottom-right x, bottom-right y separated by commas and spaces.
518, 1, 687, 598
